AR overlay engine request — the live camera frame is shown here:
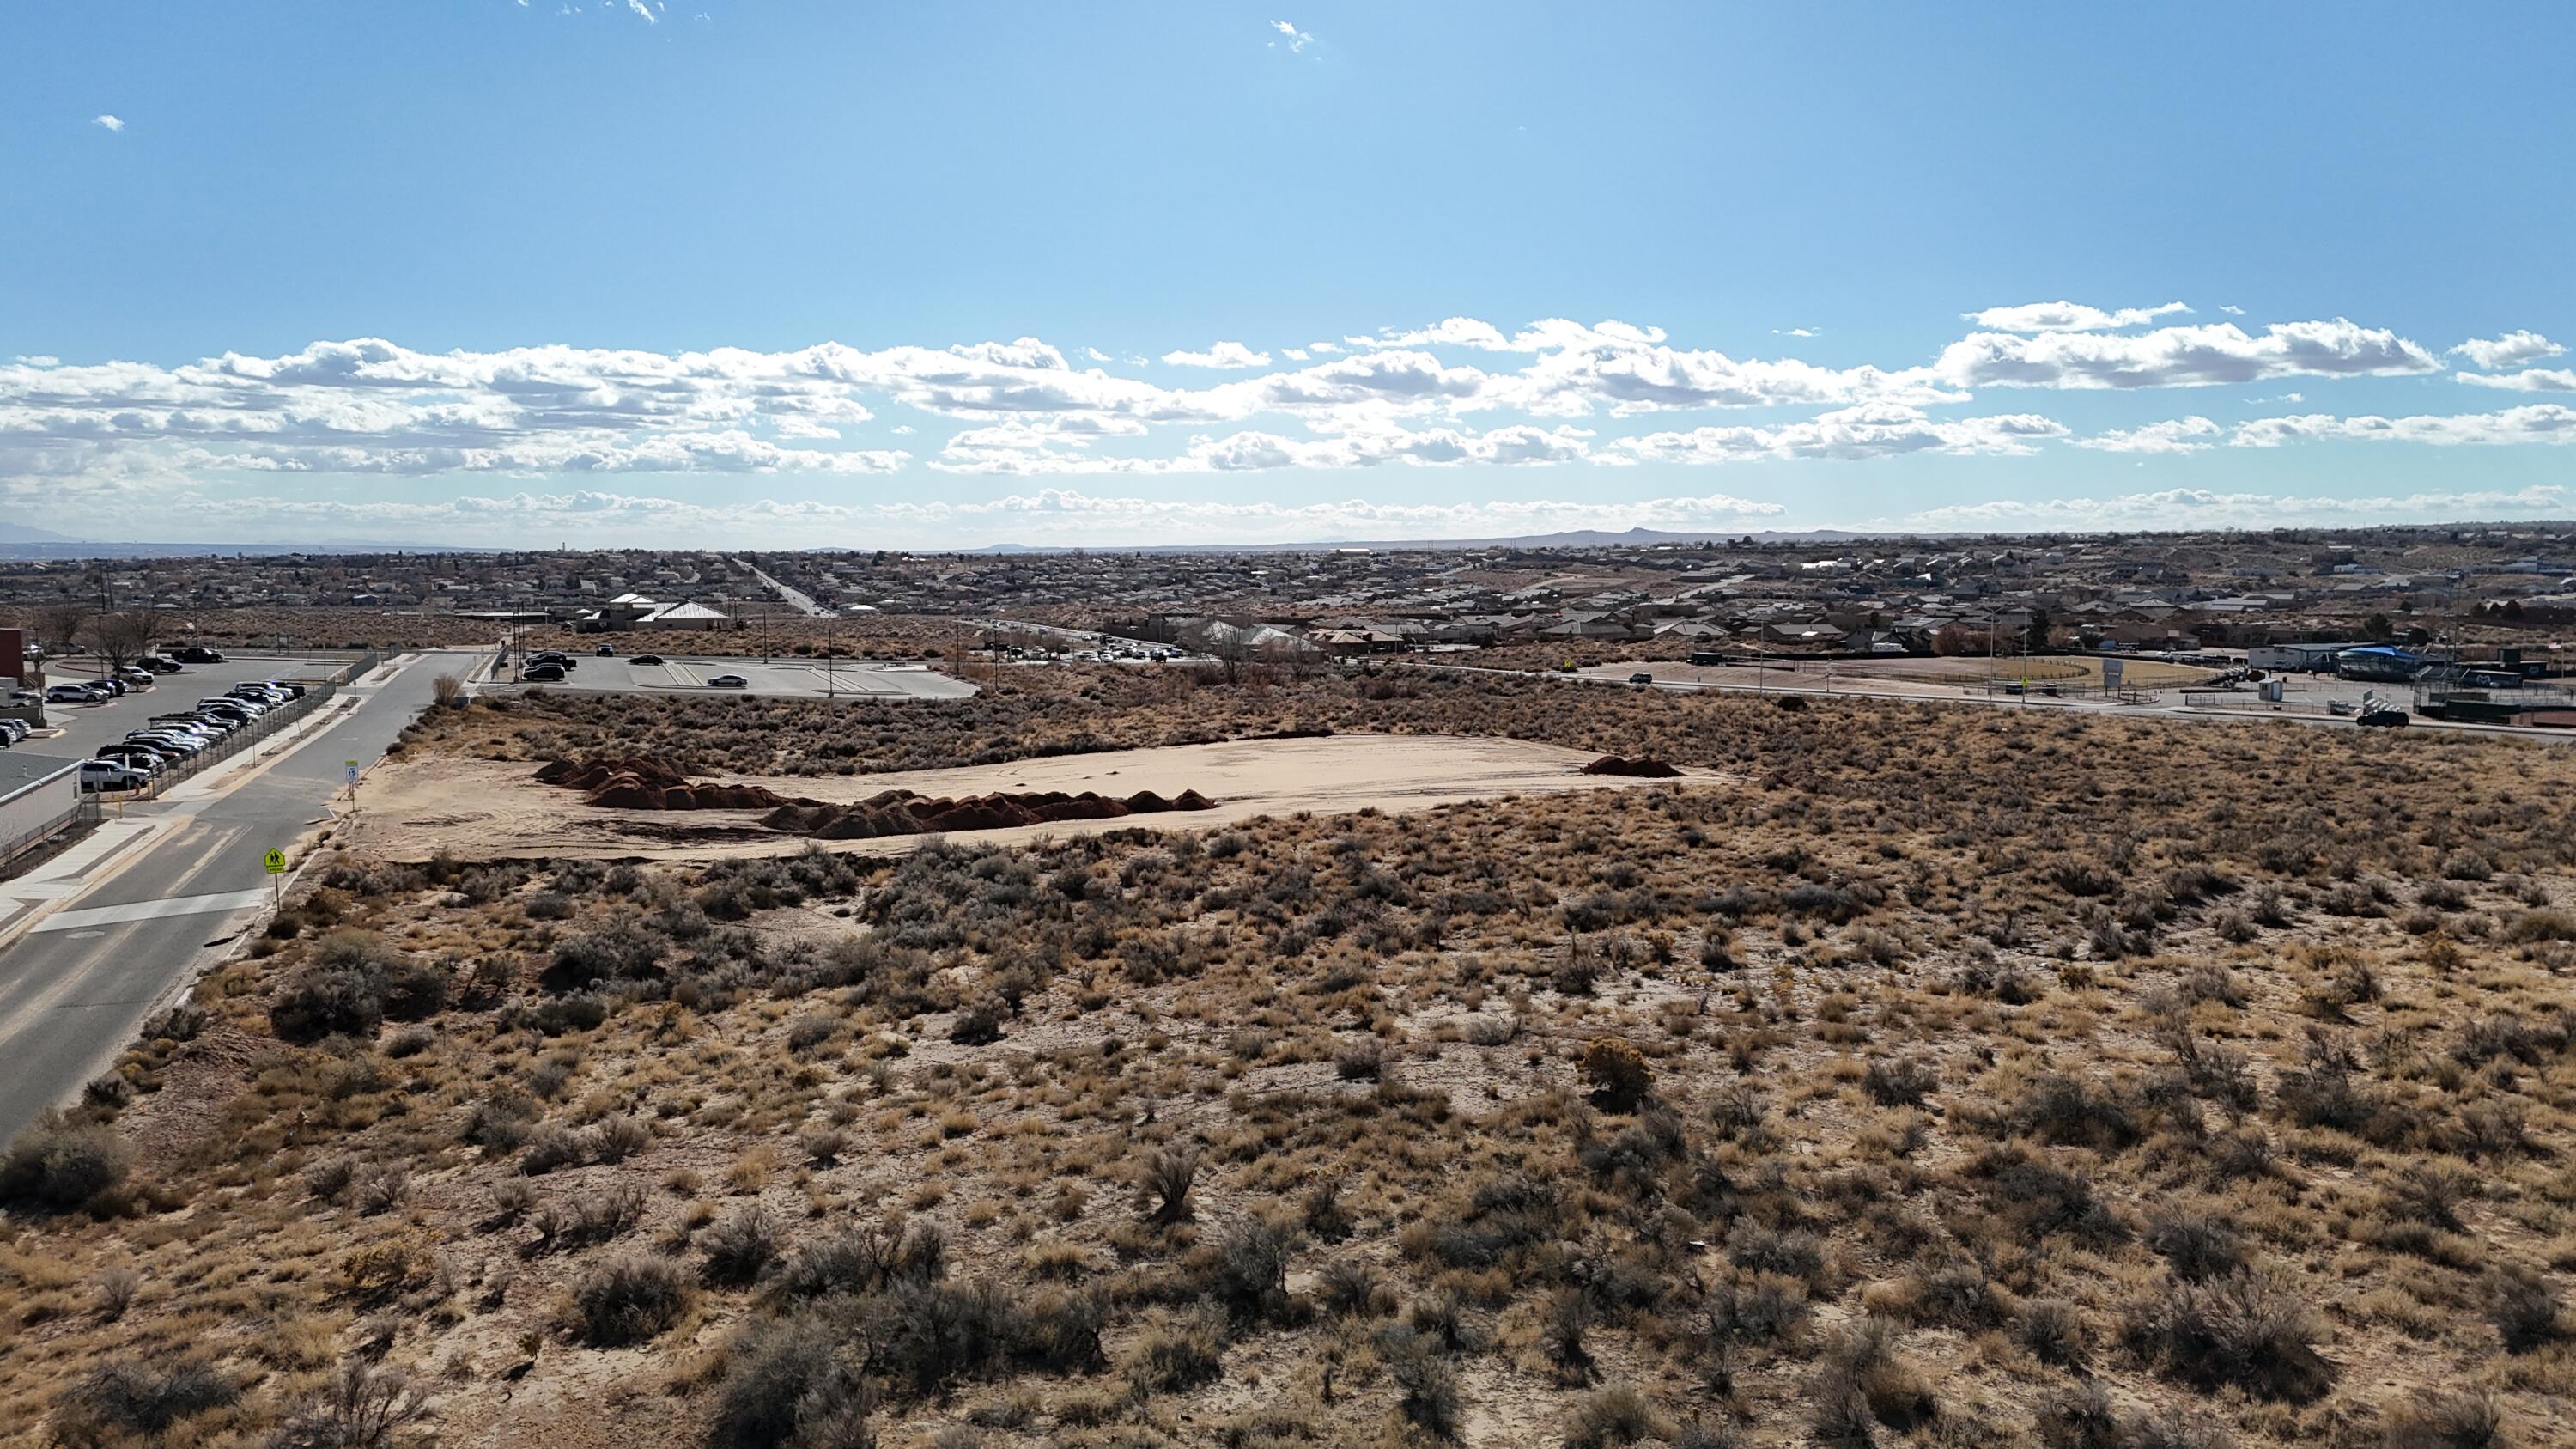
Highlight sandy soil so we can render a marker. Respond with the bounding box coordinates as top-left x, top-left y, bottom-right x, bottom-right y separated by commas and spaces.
343, 733, 1725, 861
